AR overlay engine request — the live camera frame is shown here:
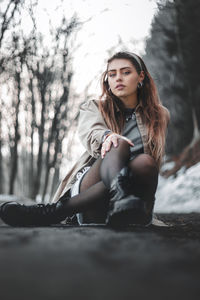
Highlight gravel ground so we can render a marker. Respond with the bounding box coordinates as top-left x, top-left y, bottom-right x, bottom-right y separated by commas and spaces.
0, 213, 200, 300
